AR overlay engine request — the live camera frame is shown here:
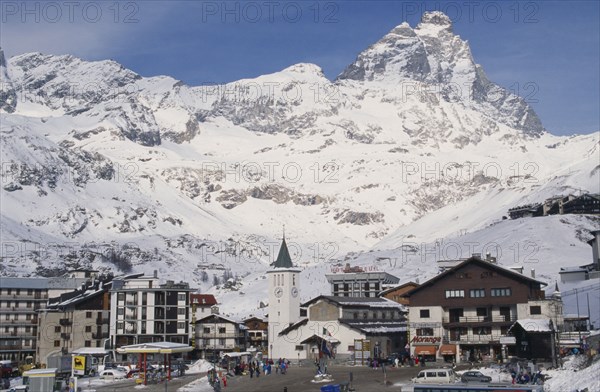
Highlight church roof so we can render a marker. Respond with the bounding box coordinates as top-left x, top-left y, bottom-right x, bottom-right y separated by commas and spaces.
272, 239, 294, 268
